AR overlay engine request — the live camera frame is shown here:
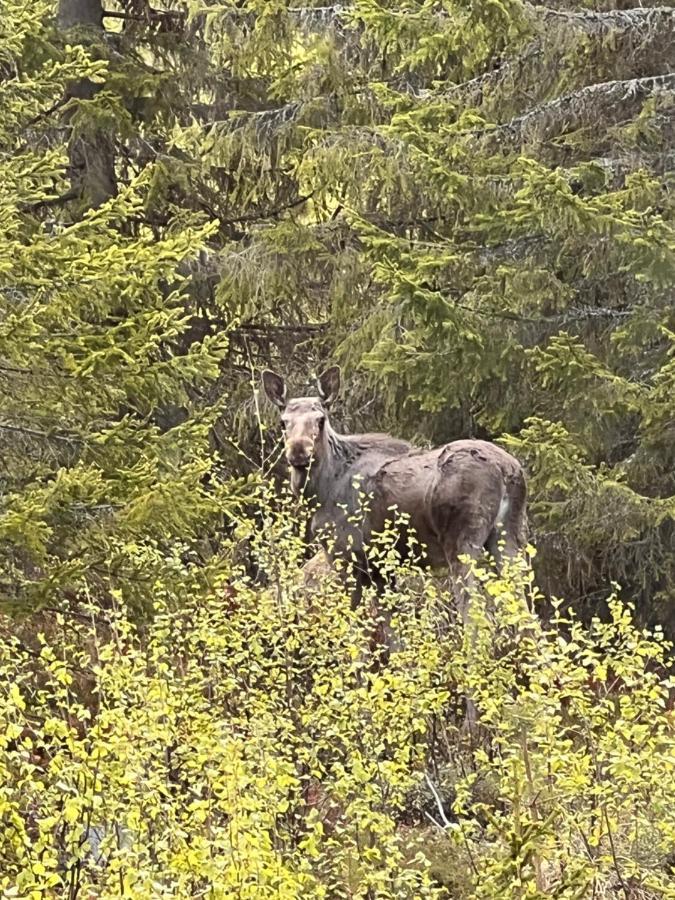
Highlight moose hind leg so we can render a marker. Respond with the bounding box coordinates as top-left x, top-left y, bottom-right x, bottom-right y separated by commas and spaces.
485, 480, 529, 571
484, 527, 503, 570
443, 524, 494, 733
443, 521, 493, 628
503, 473, 528, 557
